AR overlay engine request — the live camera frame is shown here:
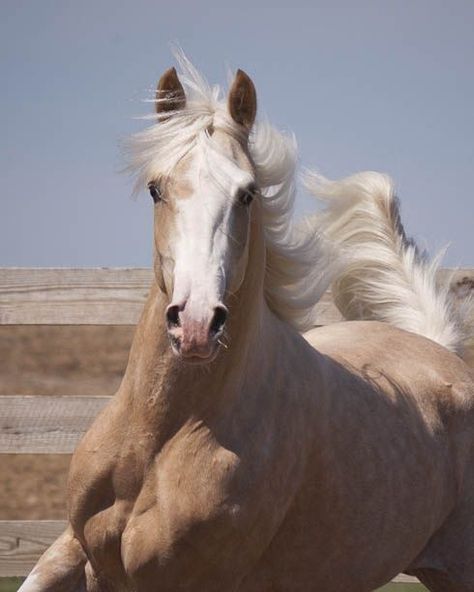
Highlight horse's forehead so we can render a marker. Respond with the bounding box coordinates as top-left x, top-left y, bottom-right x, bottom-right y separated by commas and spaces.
212, 129, 254, 172
169, 131, 254, 197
